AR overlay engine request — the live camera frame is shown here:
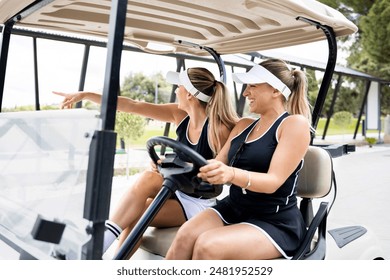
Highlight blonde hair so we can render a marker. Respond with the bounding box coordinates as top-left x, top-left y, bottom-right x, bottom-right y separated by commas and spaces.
260, 59, 312, 125
187, 68, 239, 155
